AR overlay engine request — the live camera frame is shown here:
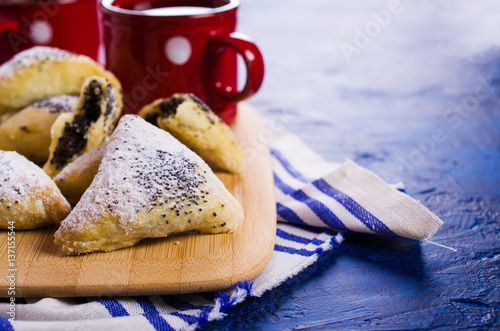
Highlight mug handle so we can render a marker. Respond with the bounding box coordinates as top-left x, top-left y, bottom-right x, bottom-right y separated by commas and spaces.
206, 32, 264, 104
0, 19, 19, 35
